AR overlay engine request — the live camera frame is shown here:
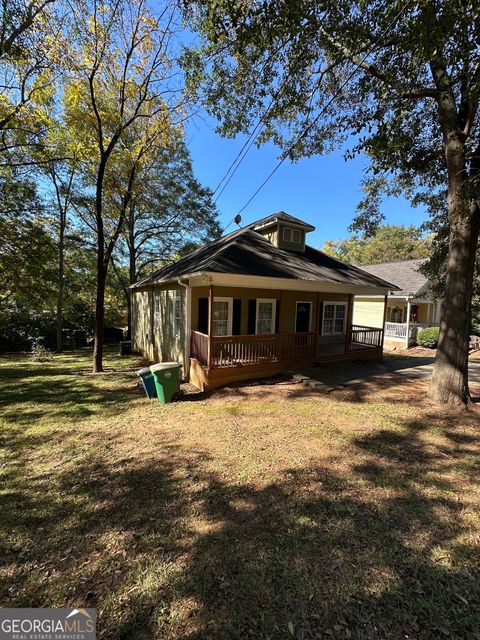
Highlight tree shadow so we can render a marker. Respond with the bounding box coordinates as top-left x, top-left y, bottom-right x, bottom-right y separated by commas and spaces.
2, 415, 478, 639
0, 352, 148, 424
